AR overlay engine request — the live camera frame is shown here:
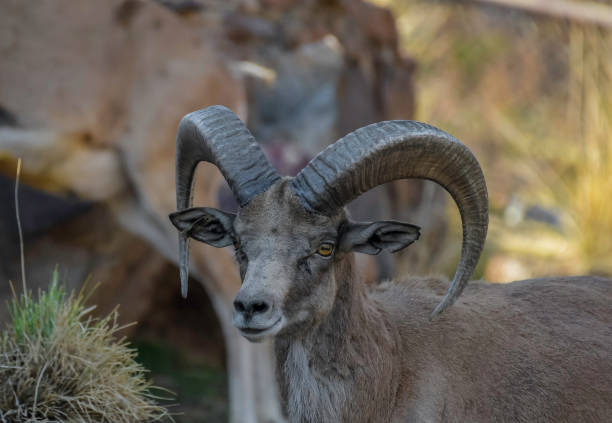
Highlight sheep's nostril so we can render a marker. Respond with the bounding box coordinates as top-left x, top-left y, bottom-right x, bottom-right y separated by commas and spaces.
234, 299, 270, 316
252, 302, 269, 314
234, 300, 246, 313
